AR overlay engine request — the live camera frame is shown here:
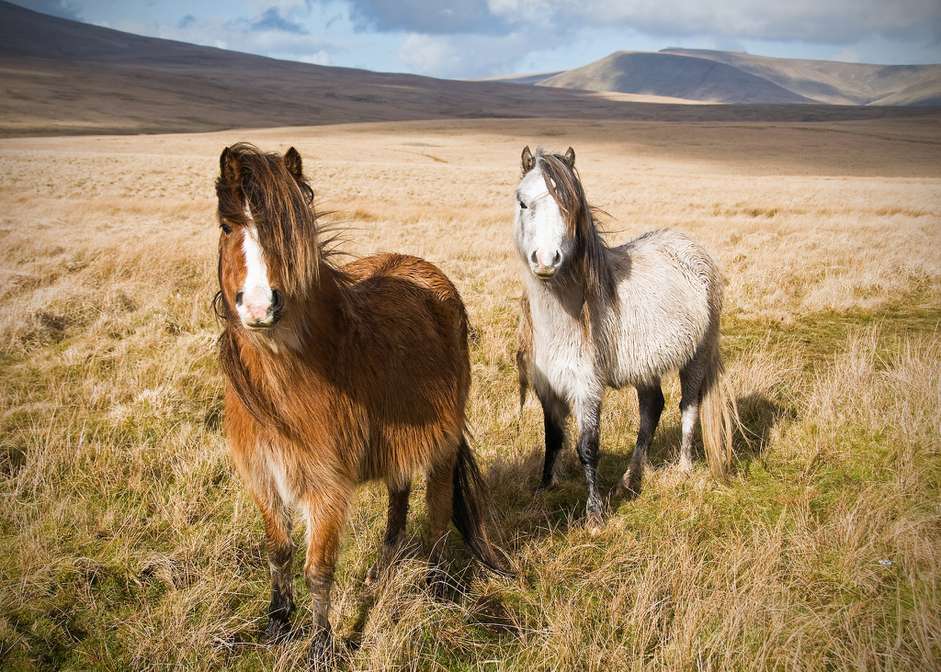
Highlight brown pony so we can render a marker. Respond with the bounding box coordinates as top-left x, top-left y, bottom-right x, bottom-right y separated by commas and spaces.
213, 143, 507, 660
